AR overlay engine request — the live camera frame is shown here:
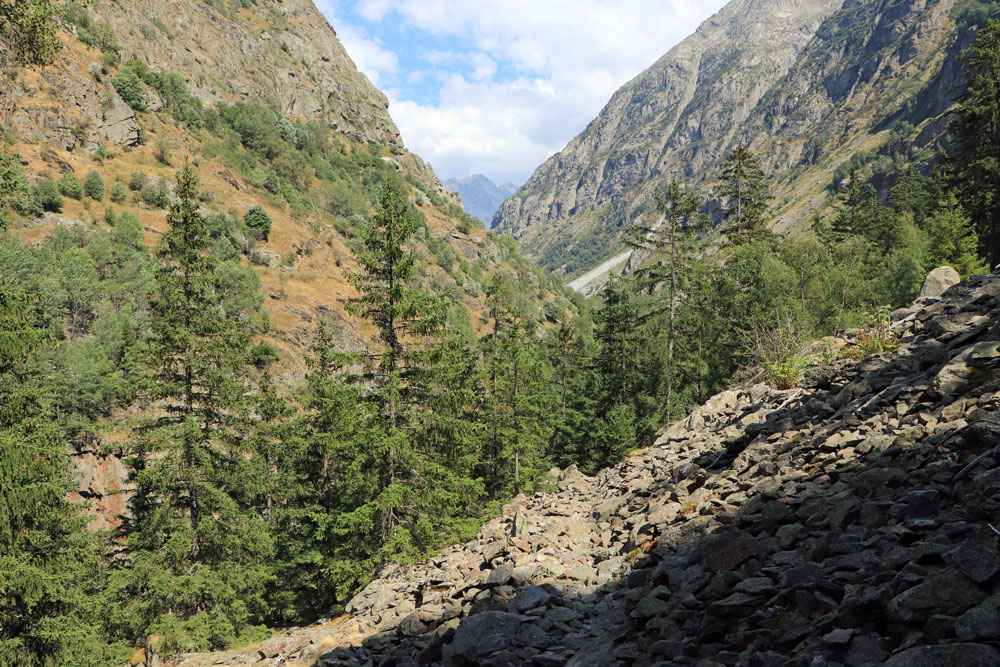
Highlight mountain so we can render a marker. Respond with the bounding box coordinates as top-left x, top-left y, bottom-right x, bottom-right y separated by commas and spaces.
444, 174, 518, 227
493, 0, 976, 286
177, 268, 1000, 666
3, 0, 577, 530
6, 0, 575, 384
